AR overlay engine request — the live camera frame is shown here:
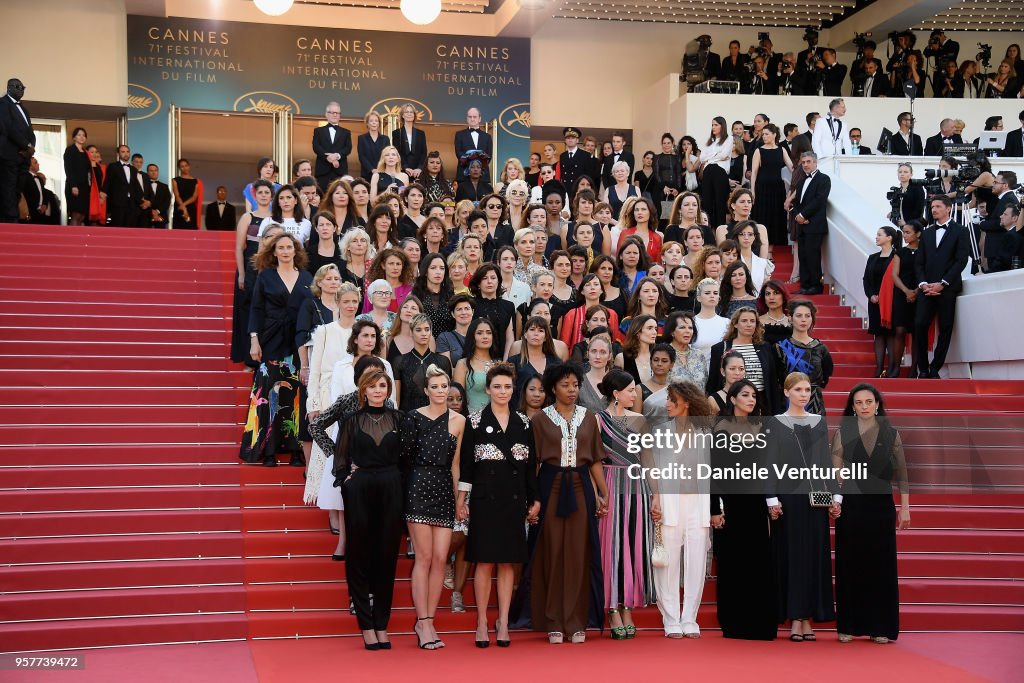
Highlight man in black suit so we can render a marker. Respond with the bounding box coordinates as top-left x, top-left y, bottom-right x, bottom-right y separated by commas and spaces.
801, 112, 819, 147
813, 49, 847, 97
581, 135, 602, 189
454, 107, 492, 161
19, 157, 49, 223
143, 163, 171, 229
312, 101, 352, 191
854, 60, 887, 98
848, 128, 873, 155
792, 151, 831, 295
924, 119, 963, 156
102, 144, 143, 227
205, 185, 237, 231
923, 30, 959, 97
559, 127, 591, 196
850, 41, 884, 88
978, 172, 1020, 272
889, 112, 924, 156
719, 41, 748, 83
914, 196, 970, 378
1003, 110, 1024, 158
0, 78, 35, 223
776, 53, 807, 95
797, 30, 822, 73
695, 35, 721, 81
601, 132, 634, 191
